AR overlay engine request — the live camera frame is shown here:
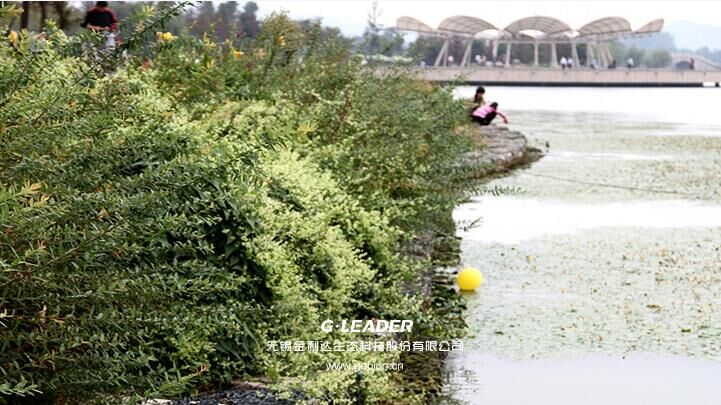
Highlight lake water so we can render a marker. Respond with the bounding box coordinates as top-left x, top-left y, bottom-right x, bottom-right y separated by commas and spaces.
445, 86, 721, 404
